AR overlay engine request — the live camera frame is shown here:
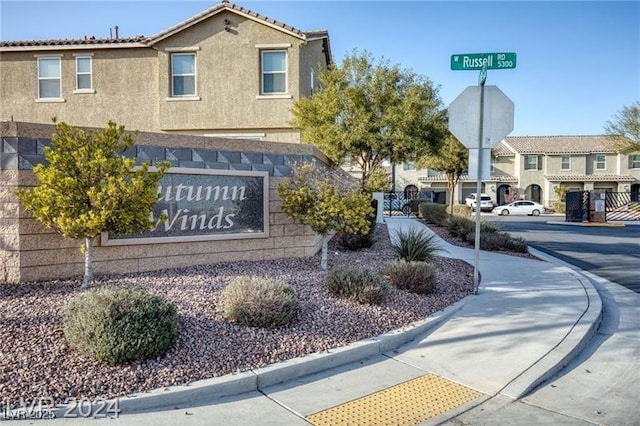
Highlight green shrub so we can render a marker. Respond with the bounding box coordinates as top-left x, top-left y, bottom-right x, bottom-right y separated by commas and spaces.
325, 266, 387, 305
407, 198, 431, 215
391, 227, 441, 262
452, 204, 472, 218
446, 216, 475, 241
336, 231, 377, 250
418, 203, 448, 225
480, 221, 499, 233
385, 260, 437, 295
553, 201, 566, 213
221, 276, 298, 328
466, 231, 529, 253
64, 286, 178, 365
